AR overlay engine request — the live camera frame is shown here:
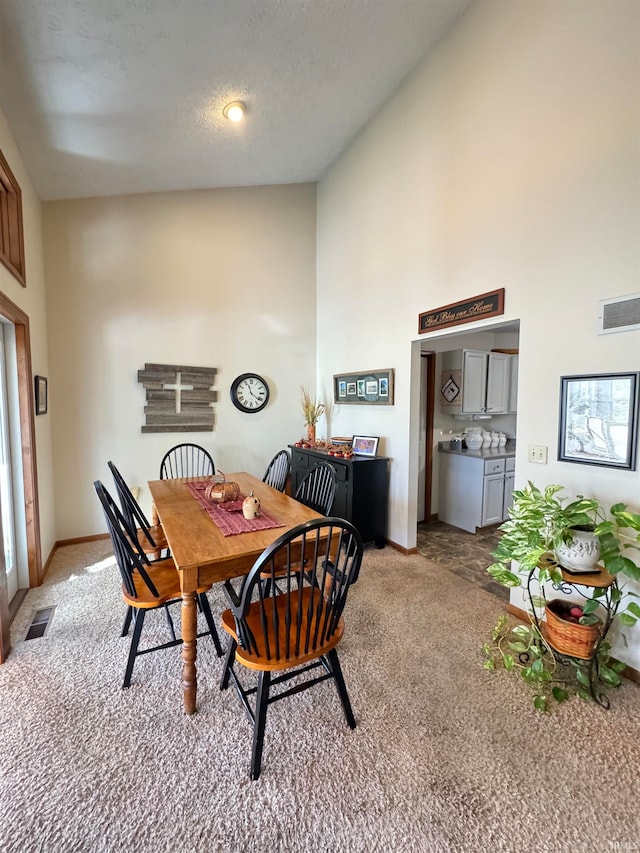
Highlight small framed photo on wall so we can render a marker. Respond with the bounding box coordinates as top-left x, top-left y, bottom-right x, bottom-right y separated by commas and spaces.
35, 375, 48, 415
